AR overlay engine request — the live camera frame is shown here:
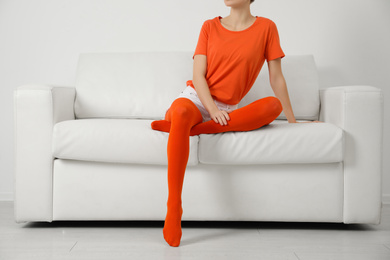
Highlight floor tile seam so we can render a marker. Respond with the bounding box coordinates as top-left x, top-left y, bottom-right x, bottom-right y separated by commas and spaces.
69, 241, 78, 252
